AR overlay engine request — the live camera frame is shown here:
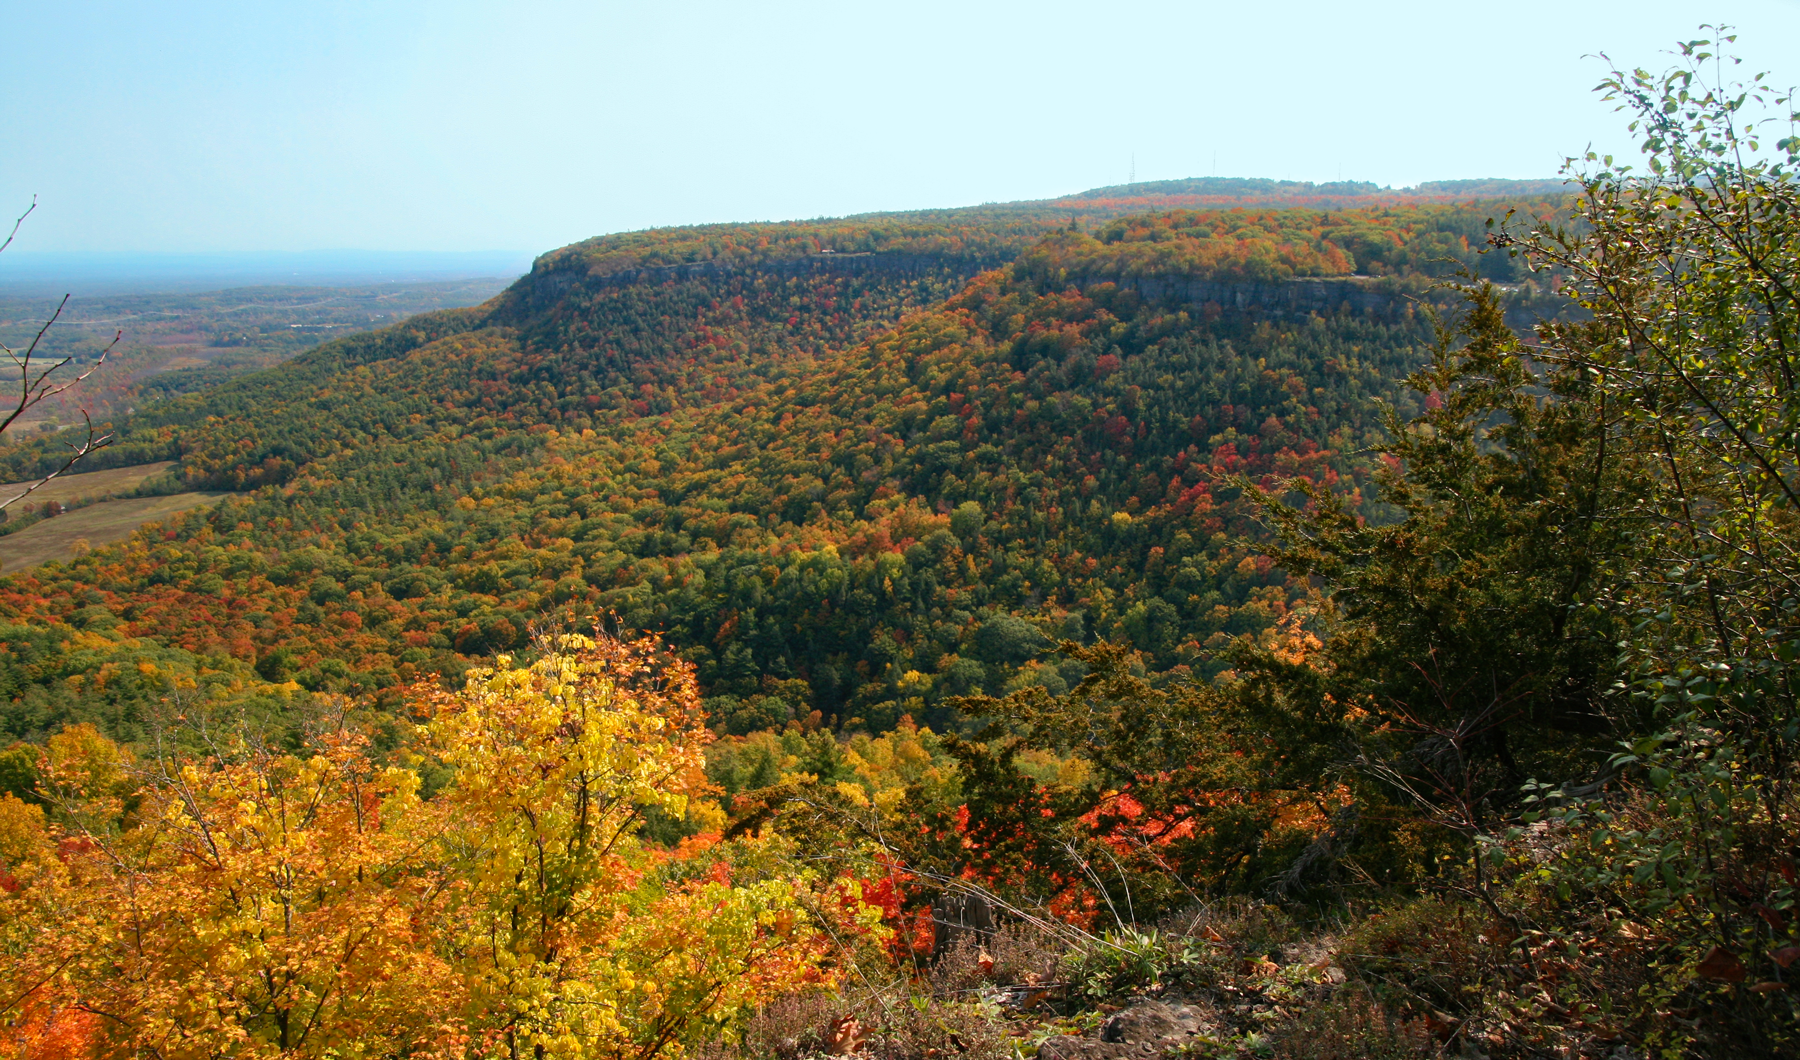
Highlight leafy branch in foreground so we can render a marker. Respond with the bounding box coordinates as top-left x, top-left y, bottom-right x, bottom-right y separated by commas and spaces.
1234, 30, 1800, 1054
